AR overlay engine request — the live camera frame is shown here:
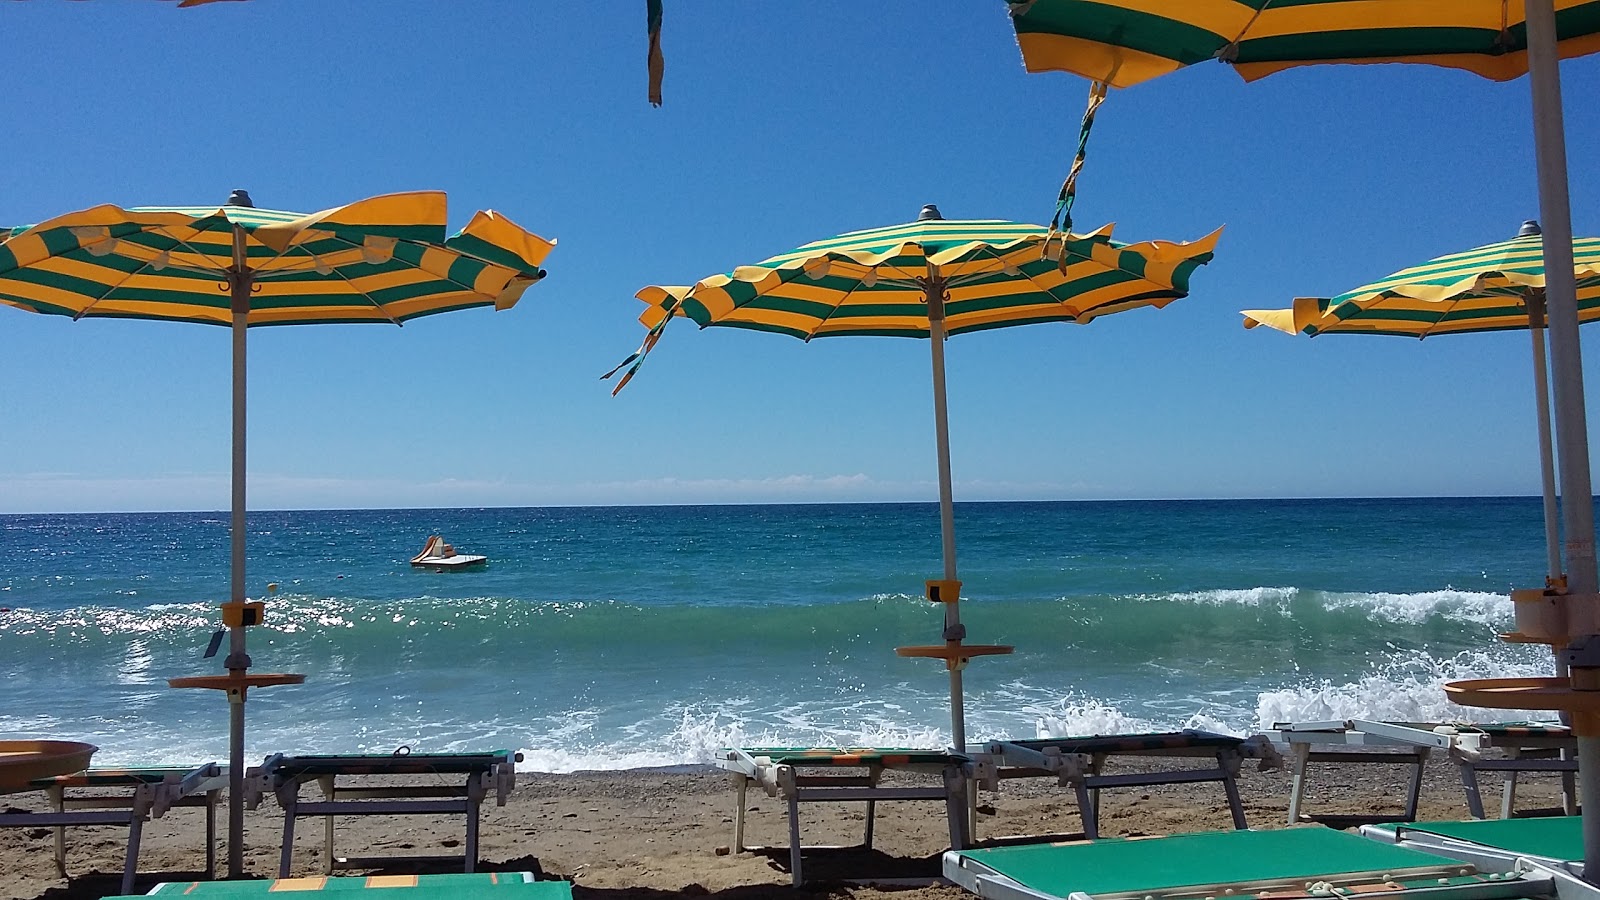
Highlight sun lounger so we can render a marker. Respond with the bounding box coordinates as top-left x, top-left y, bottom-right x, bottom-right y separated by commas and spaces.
1363, 816, 1584, 877
943, 825, 1586, 900
715, 746, 971, 885
1272, 720, 1577, 824
146, 872, 571, 898
978, 731, 1282, 839
0, 762, 226, 895
245, 749, 522, 877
